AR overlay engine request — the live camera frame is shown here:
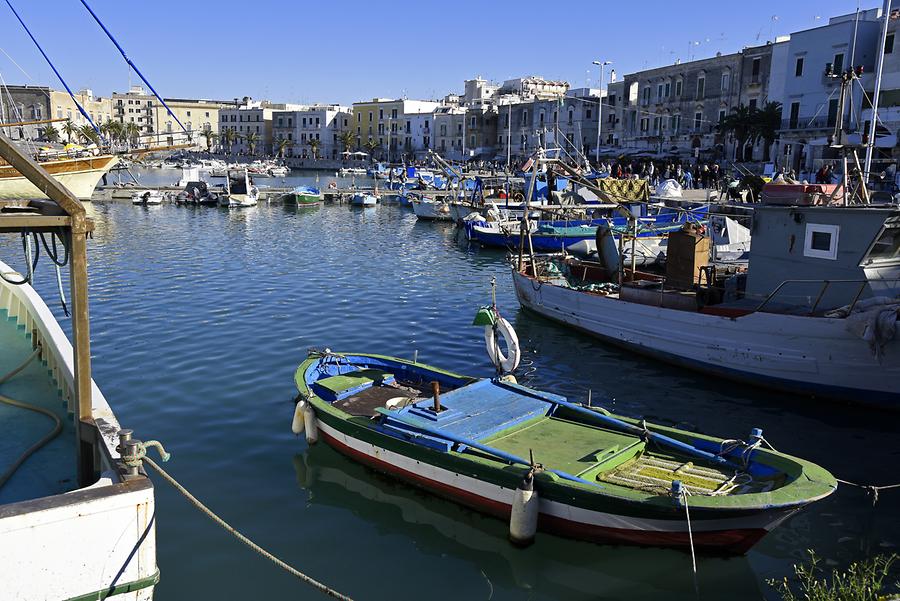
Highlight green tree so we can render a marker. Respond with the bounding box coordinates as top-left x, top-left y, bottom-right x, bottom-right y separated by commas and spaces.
200, 129, 218, 153
221, 128, 237, 154
243, 131, 260, 155
364, 137, 379, 160
124, 122, 141, 148
338, 130, 355, 154
718, 104, 754, 162
61, 119, 79, 144
751, 101, 782, 162
78, 124, 100, 146
275, 137, 292, 158
307, 137, 320, 159
40, 124, 59, 143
